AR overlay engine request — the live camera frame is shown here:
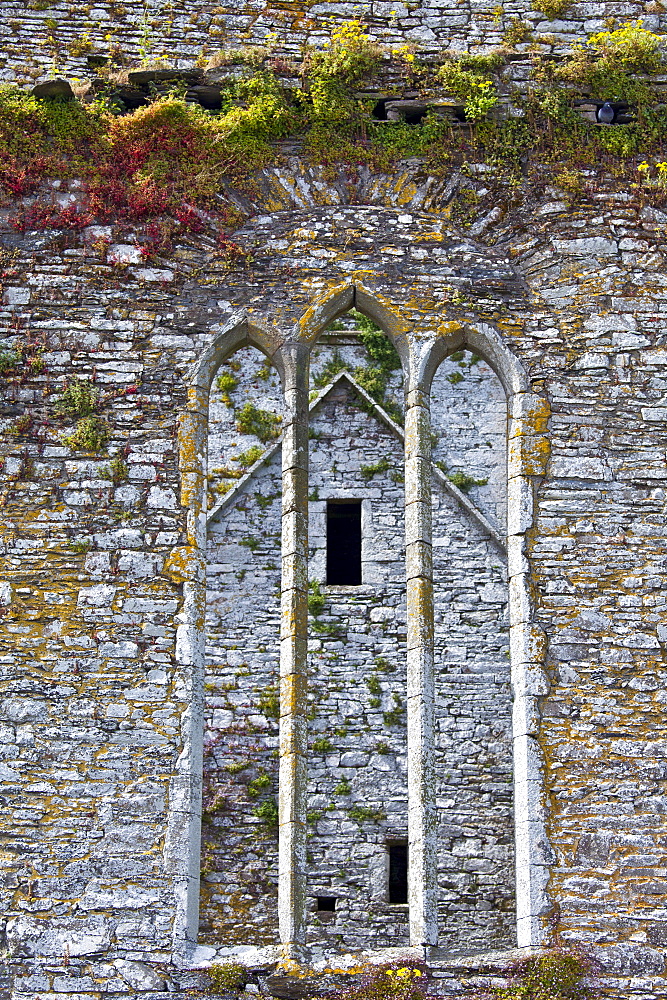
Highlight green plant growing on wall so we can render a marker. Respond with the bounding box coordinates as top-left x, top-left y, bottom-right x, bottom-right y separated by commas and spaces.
235, 402, 282, 442
335, 777, 351, 795
258, 683, 279, 718
308, 579, 325, 616
54, 379, 98, 419
101, 456, 129, 485
304, 19, 383, 123
366, 674, 381, 695
383, 693, 405, 726
348, 804, 385, 823
0, 349, 20, 375
439, 59, 499, 121
551, 21, 664, 108
360, 456, 391, 481
312, 736, 333, 752
533, 0, 572, 18
207, 962, 247, 994
313, 349, 346, 388
64, 416, 110, 453
235, 445, 264, 468
216, 370, 238, 406
447, 470, 488, 493
495, 948, 596, 1000
502, 17, 532, 47
247, 772, 272, 798
253, 798, 278, 827
225, 760, 250, 775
